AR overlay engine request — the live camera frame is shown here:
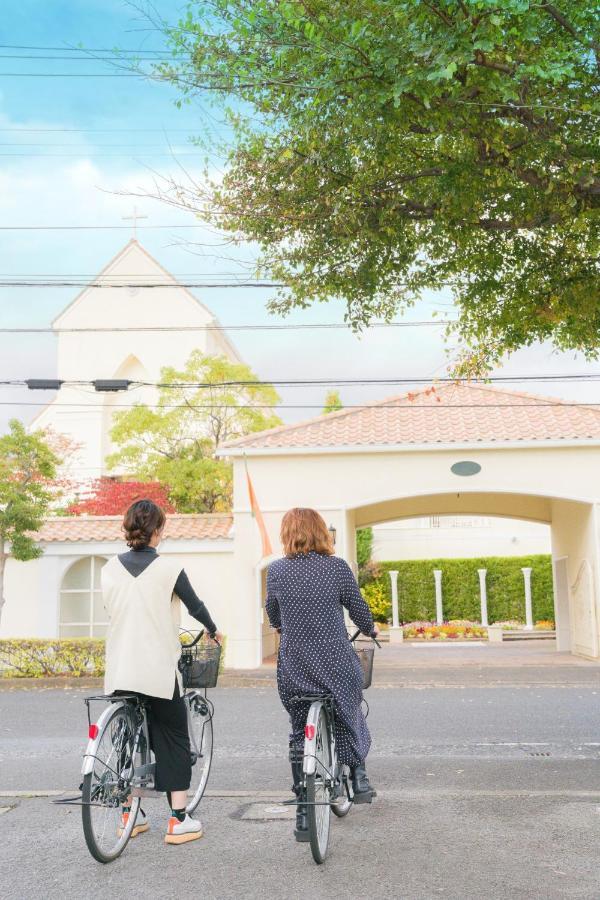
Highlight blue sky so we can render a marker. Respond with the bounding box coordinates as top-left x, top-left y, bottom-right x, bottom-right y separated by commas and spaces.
0, 1, 599, 434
